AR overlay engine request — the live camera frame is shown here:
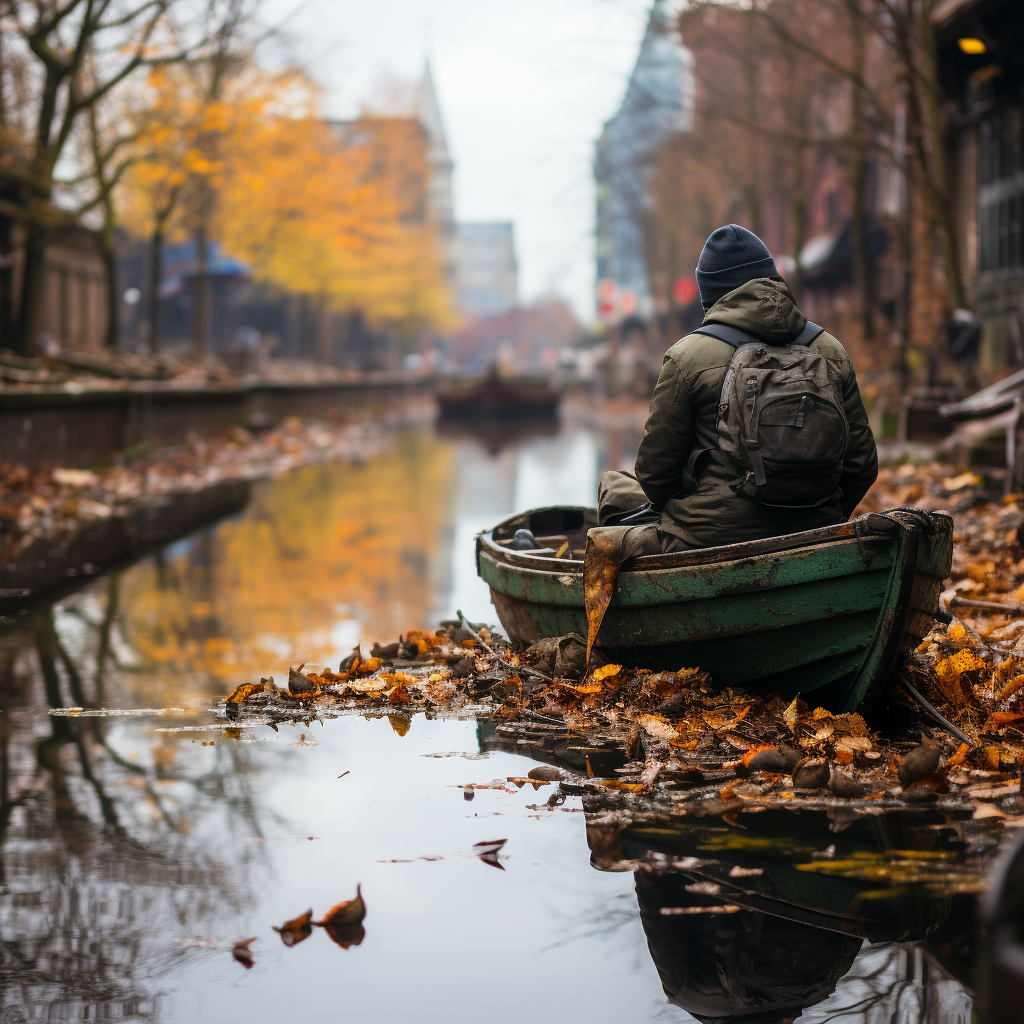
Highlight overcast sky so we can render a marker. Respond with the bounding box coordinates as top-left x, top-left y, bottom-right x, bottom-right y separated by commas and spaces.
265, 0, 657, 322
